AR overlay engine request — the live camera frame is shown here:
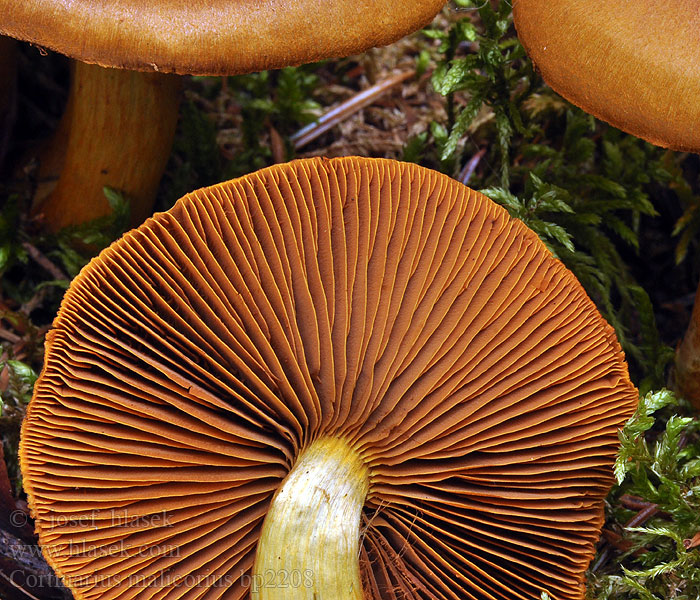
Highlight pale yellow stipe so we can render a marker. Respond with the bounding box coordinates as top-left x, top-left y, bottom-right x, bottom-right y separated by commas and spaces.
252, 437, 369, 600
